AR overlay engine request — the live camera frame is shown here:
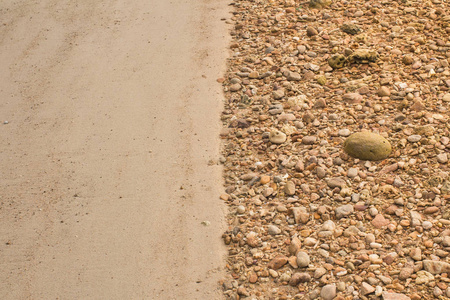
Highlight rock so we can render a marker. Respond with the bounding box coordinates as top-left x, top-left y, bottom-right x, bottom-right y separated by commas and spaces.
410, 100, 425, 111
344, 132, 392, 161
423, 260, 450, 274
383, 252, 398, 265
237, 286, 250, 296
437, 153, 448, 164
361, 282, 375, 295
302, 136, 317, 145
289, 237, 302, 255
372, 214, 389, 228
268, 255, 288, 270
410, 247, 422, 261
407, 135, 422, 143
313, 98, 327, 108
321, 220, 336, 232
343, 93, 363, 103
403, 55, 415, 65
269, 130, 287, 144
382, 292, 411, 300
230, 83, 242, 92
273, 89, 285, 100
285, 181, 296, 196
289, 272, 311, 286
335, 204, 354, 219
338, 129, 351, 137
321, 284, 337, 300
292, 207, 309, 224
347, 168, 358, 178
268, 225, 281, 235
443, 93, 450, 102
248, 272, 258, 283
237, 205, 246, 213
399, 267, 414, 280
310, 0, 332, 8
348, 49, 379, 63
314, 267, 327, 278
377, 86, 391, 97
287, 71, 301, 81
317, 75, 326, 85
328, 54, 346, 69
327, 177, 346, 188
415, 270, 434, 284
306, 27, 318, 36
296, 252, 310, 268
341, 23, 361, 35
246, 232, 259, 248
